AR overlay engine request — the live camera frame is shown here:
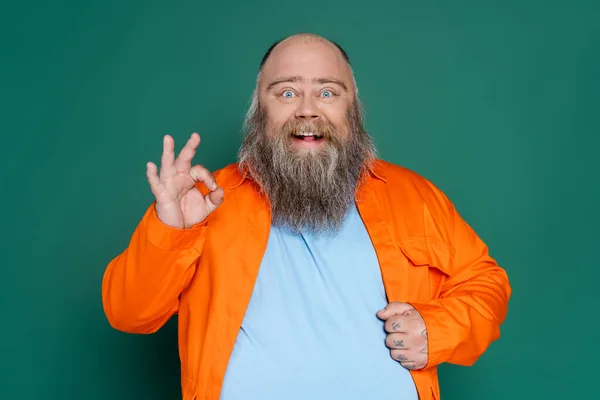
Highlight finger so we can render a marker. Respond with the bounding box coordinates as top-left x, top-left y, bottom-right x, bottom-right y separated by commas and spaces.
175, 133, 201, 173
205, 186, 224, 213
400, 361, 424, 371
189, 165, 218, 190
385, 333, 410, 350
377, 302, 415, 320
160, 134, 176, 179
146, 162, 161, 193
384, 316, 407, 333
391, 349, 412, 363
390, 350, 426, 370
